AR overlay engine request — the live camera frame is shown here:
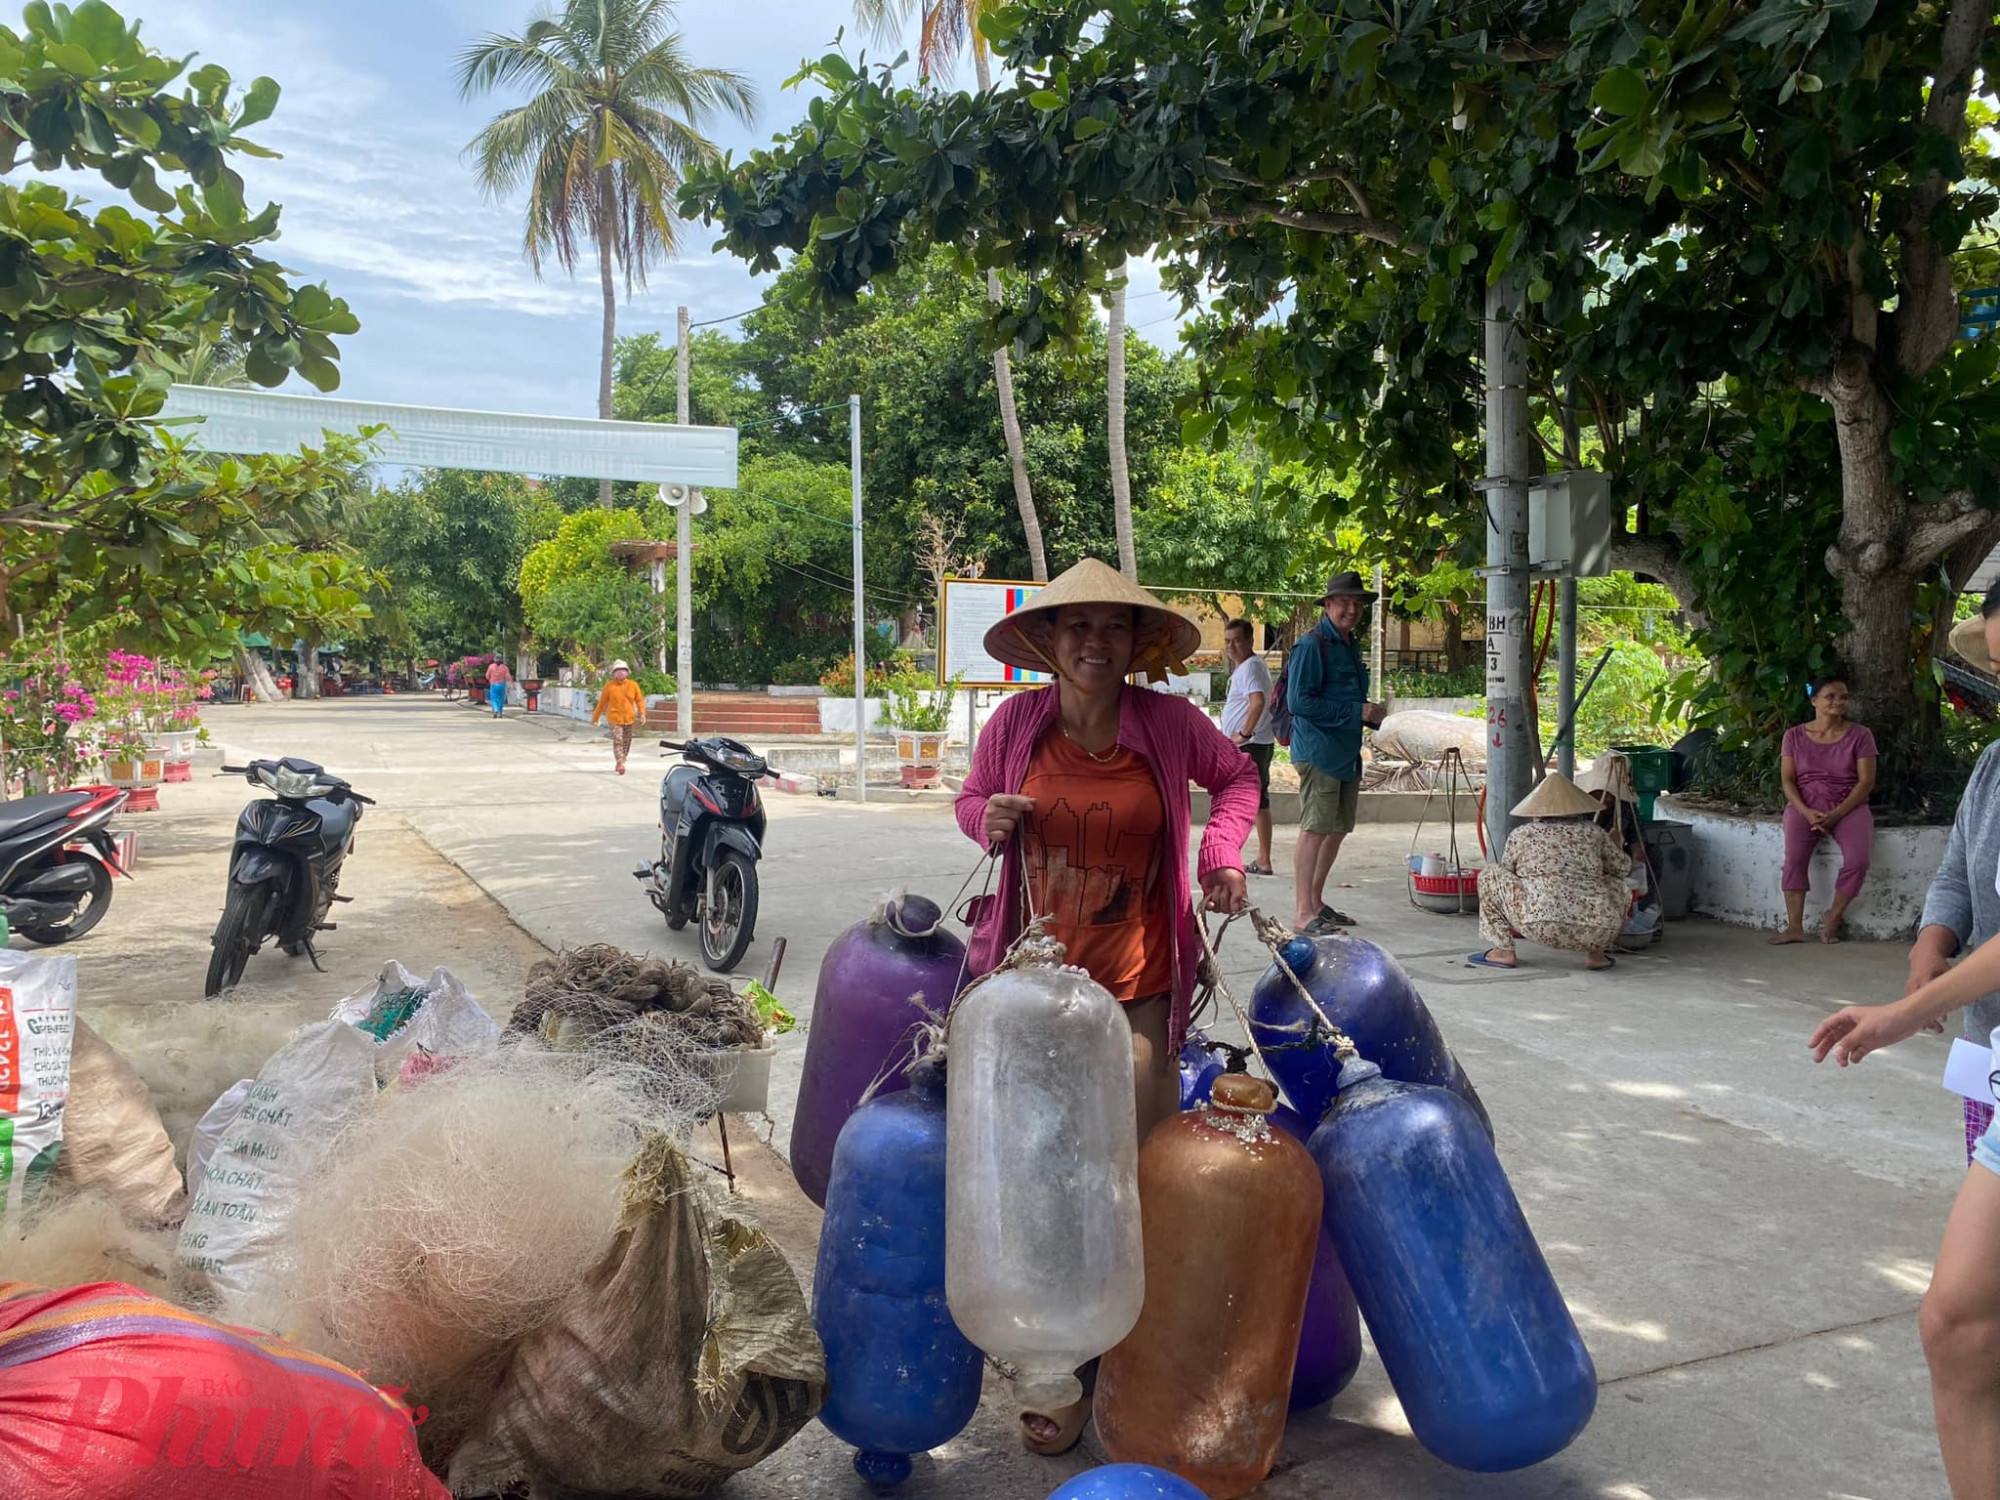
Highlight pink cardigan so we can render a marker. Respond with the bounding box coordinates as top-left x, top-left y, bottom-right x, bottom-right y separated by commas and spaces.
954, 685, 1262, 1053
